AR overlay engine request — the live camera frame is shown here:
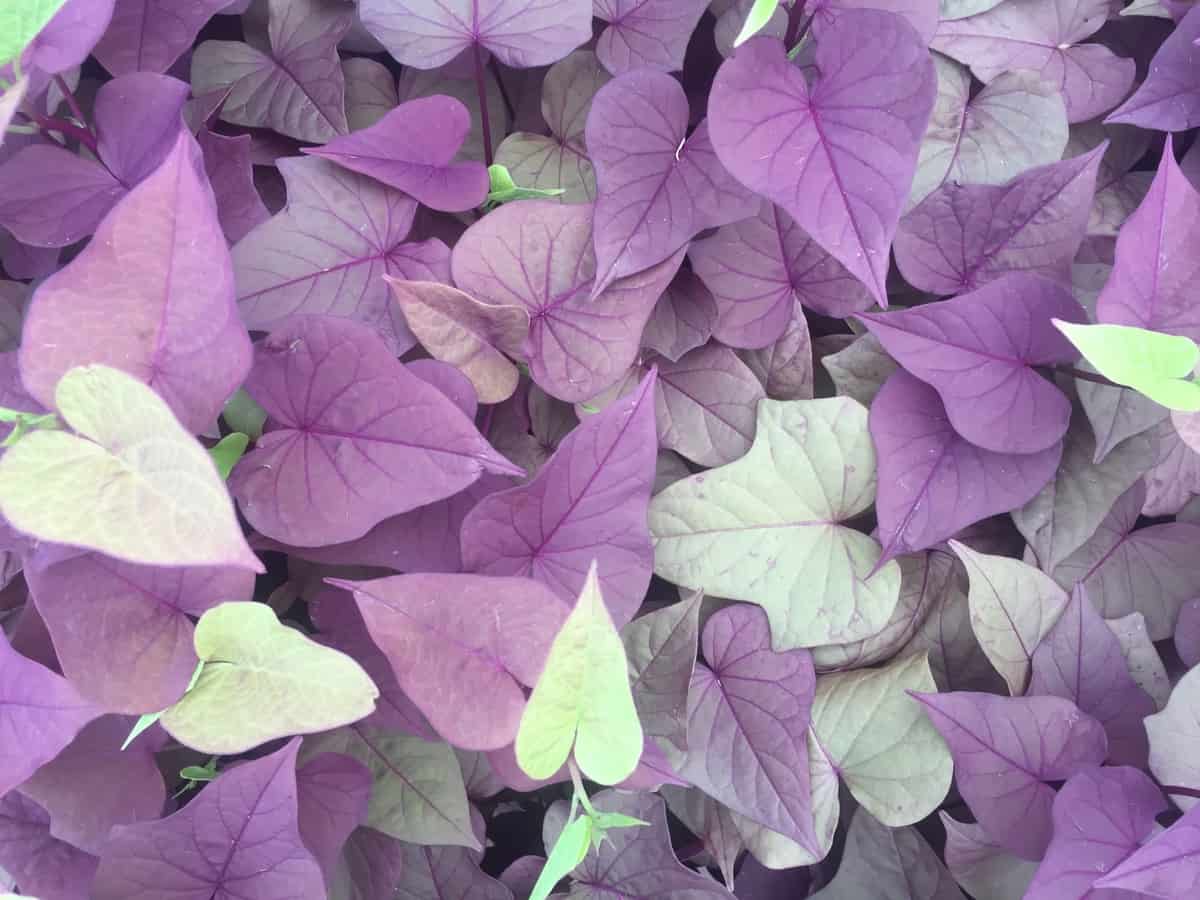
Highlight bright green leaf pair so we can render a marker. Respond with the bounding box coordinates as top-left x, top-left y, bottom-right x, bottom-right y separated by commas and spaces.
0, 0, 69, 68
515, 561, 644, 786
486, 164, 565, 206
1054, 320, 1200, 411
